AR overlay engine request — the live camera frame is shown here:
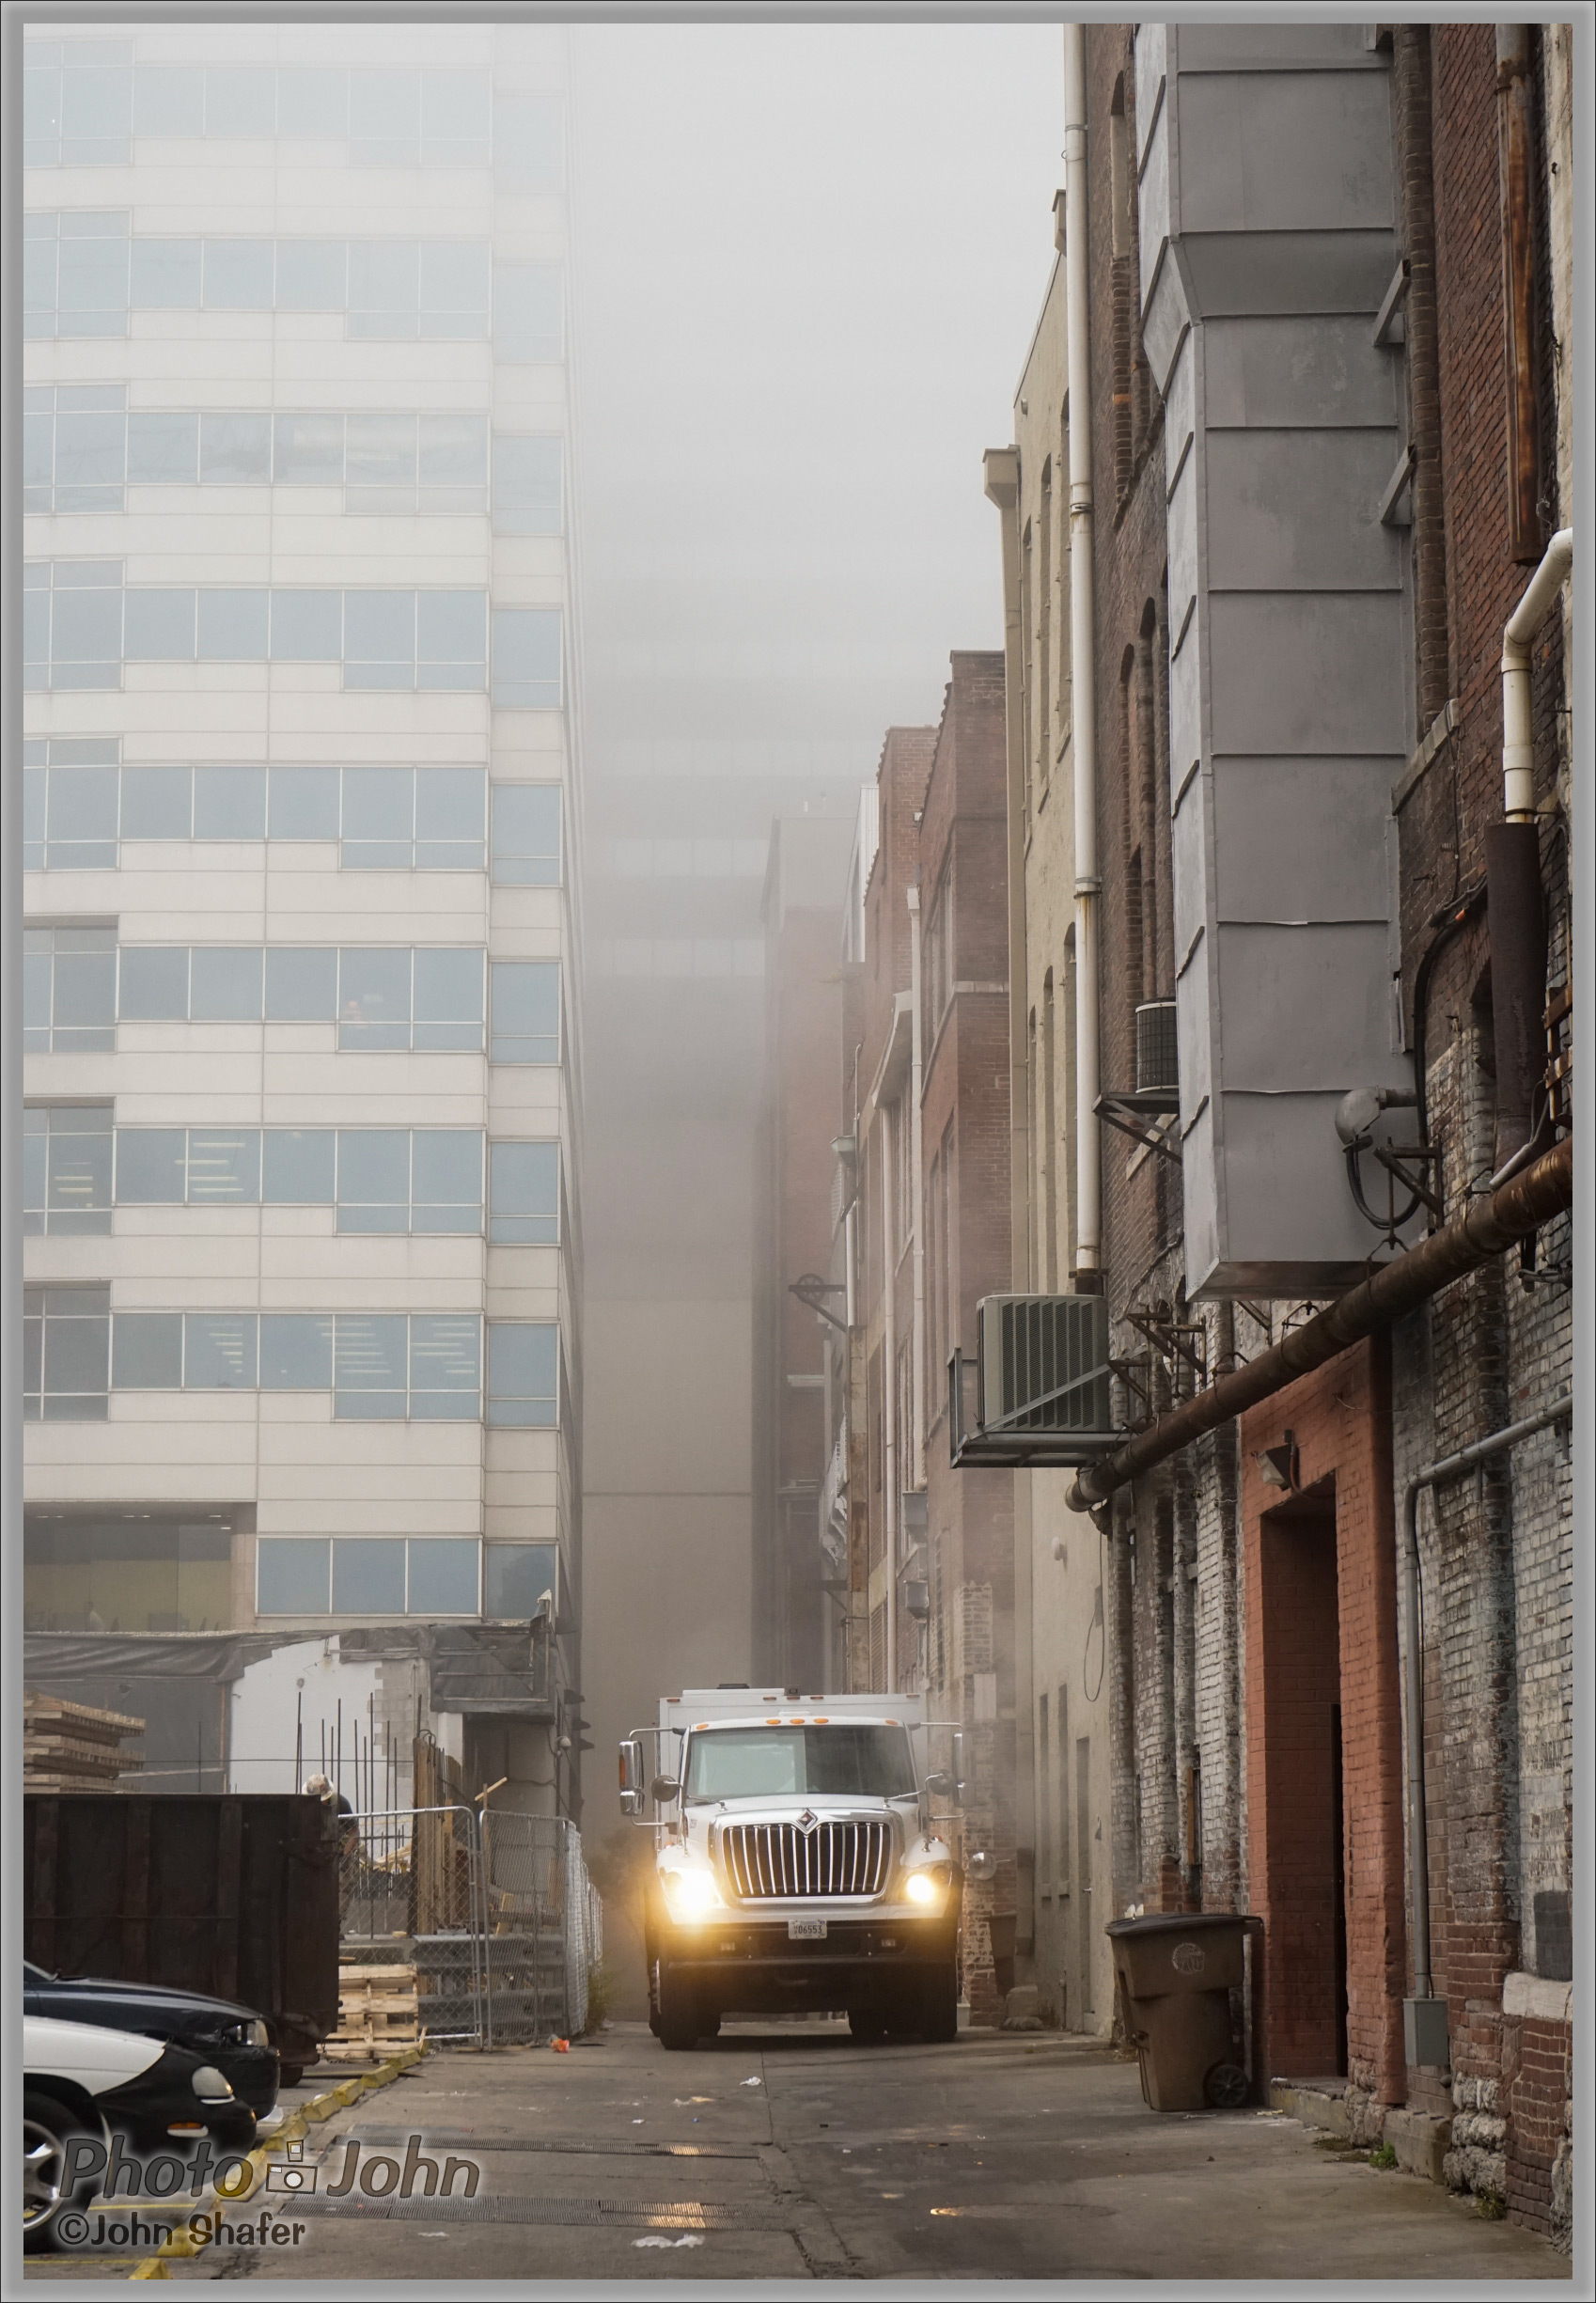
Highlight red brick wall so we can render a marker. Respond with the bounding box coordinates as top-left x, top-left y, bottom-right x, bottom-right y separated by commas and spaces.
1243, 1338, 1407, 2105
